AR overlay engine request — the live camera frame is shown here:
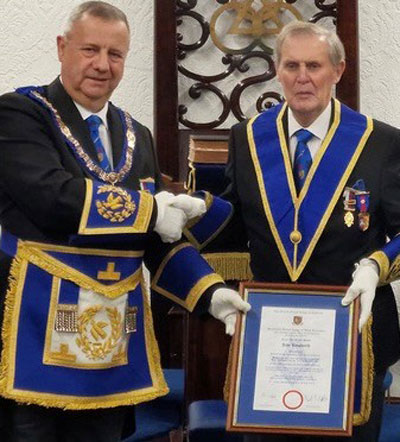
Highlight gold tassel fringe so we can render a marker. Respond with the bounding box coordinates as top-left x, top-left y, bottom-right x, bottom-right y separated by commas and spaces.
202, 252, 252, 281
